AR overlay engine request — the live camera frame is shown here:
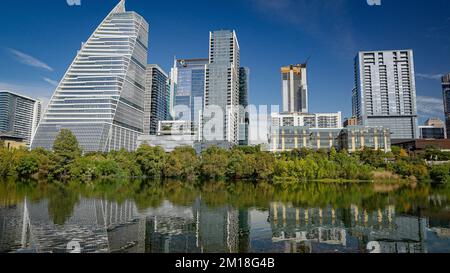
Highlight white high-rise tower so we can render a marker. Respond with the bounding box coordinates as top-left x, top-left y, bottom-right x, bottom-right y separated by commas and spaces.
352, 50, 418, 140
32, 1, 149, 152
203, 30, 240, 145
